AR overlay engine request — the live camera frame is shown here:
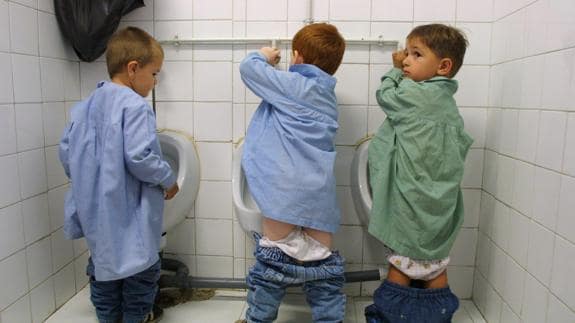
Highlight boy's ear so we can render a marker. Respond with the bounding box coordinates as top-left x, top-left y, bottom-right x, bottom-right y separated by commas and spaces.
292, 50, 304, 64
126, 60, 139, 77
437, 58, 453, 77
